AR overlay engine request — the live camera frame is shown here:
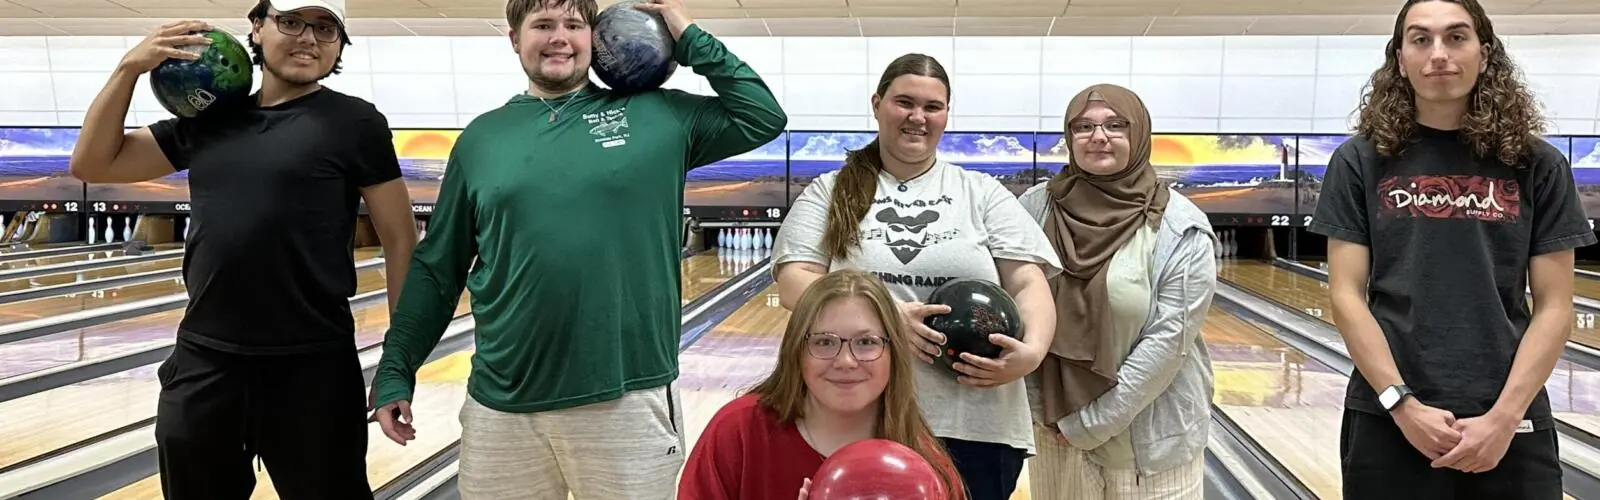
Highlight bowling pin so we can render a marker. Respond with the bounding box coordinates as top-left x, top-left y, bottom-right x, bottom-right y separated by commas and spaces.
88, 217, 97, 244
124, 216, 134, 241
764, 228, 774, 249
104, 217, 115, 243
